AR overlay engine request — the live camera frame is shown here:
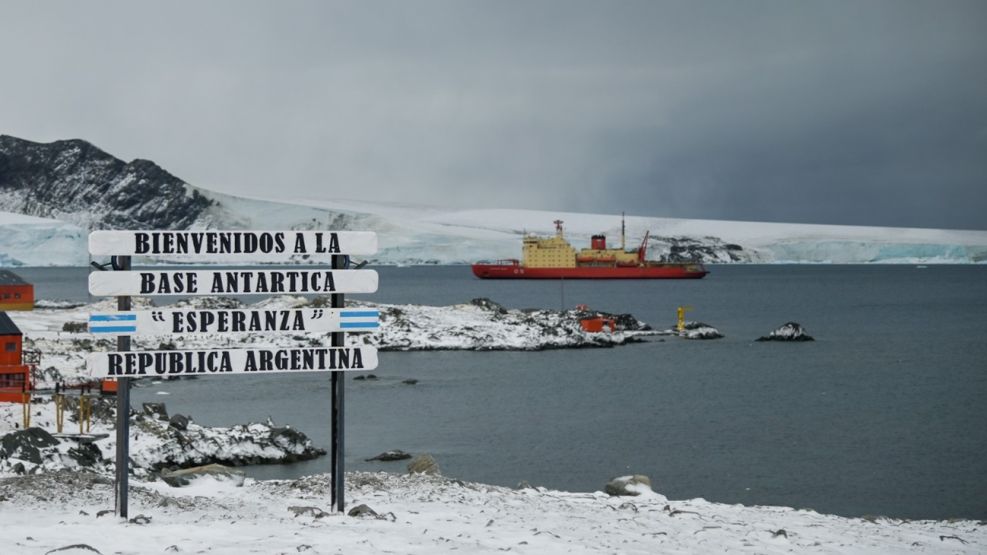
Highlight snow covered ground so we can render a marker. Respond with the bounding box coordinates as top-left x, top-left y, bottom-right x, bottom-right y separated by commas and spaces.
1, 470, 984, 554
2, 196, 986, 266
